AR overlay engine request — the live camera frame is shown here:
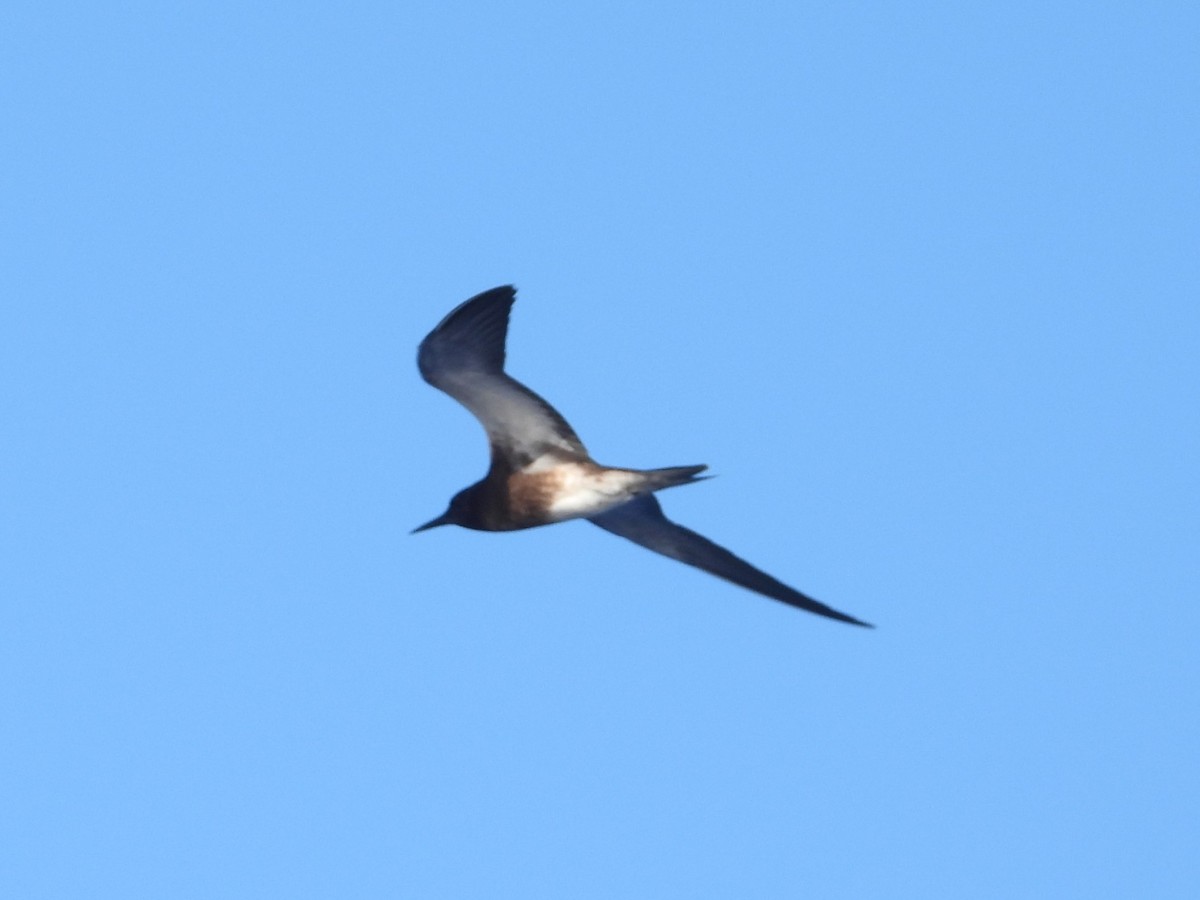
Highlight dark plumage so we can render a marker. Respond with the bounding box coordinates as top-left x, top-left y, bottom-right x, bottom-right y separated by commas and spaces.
414, 285, 872, 627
